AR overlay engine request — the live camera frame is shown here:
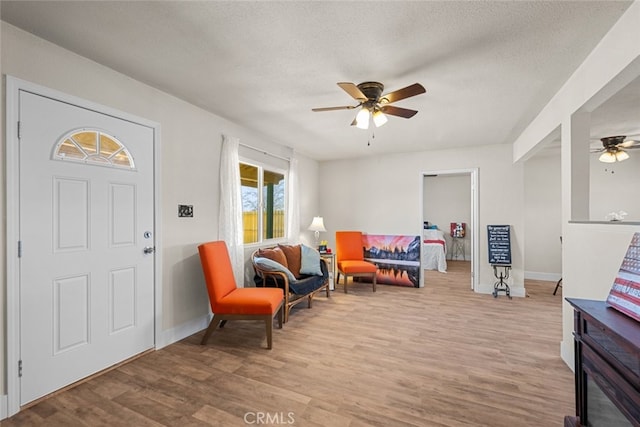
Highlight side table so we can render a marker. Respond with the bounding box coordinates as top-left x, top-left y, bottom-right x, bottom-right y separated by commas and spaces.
320, 252, 336, 291
450, 236, 465, 260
